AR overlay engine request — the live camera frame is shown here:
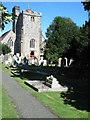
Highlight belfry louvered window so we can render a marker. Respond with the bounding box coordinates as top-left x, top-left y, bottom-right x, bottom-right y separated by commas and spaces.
31, 16, 35, 22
